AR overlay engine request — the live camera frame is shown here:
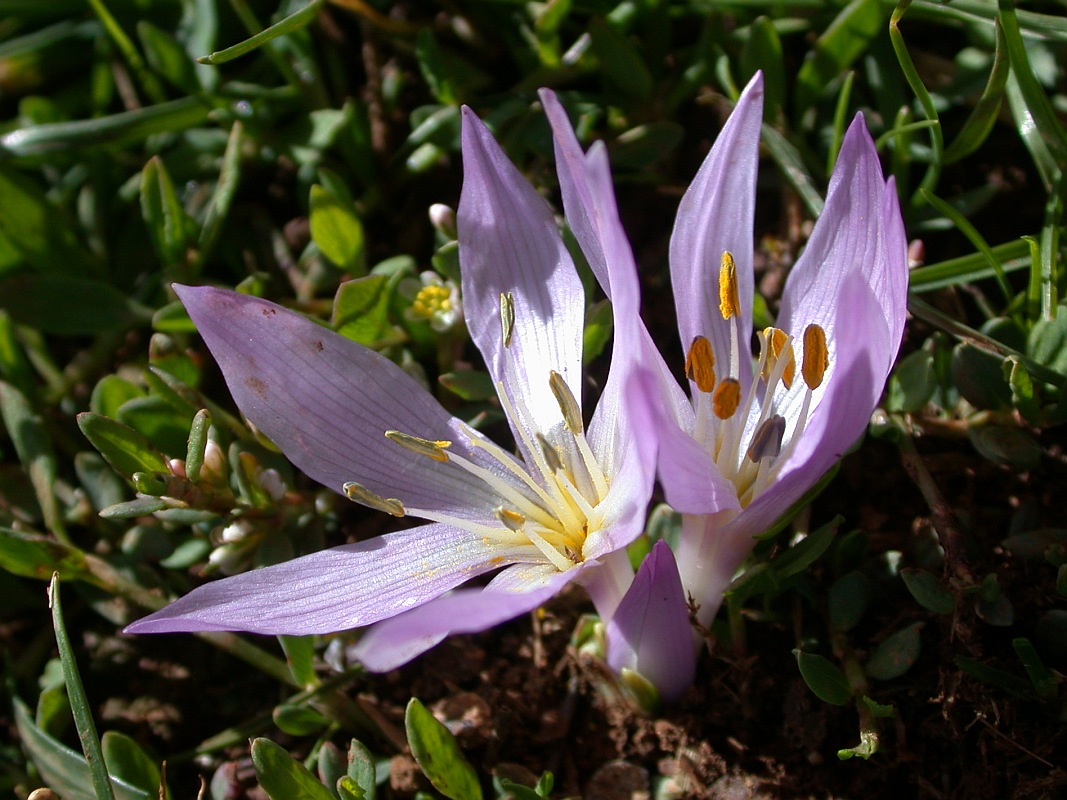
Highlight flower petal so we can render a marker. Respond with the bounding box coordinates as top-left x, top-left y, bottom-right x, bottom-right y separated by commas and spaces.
606, 541, 696, 703
349, 564, 574, 671
540, 89, 639, 320
669, 73, 764, 388
627, 363, 741, 516
175, 285, 515, 520
458, 107, 585, 455
125, 523, 516, 635
774, 114, 908, 437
